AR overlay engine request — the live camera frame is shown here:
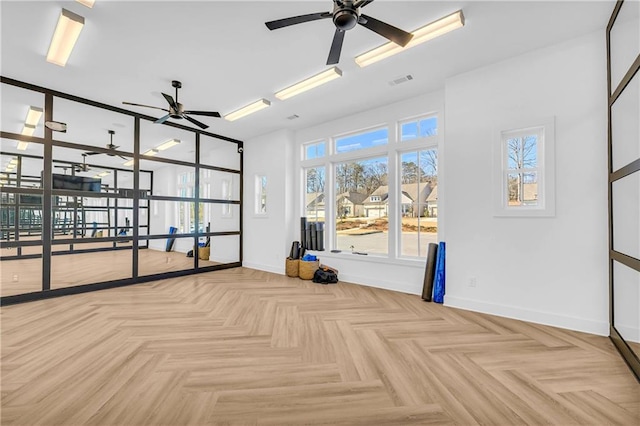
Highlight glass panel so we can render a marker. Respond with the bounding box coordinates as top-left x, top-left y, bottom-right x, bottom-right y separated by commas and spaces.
147, 199, 196, 235
401, 117, 437, 141
0, 149, 44, 189
613, 171, 640, 259
507, 172, 539, 207
0, 83, 45, 140
613, 261, 640, 357
200, 169, 240, 201
400, 150, 438, 257
401, 121, 419, 141
200, 134, 240, 170
140, 119, 195, 163
0, 255, 42, 297
207, 235, 240, 265
419, 117, 438, 138
305, 141, 326, 159
610, 0, 640, 91
335, 156, 388, 255
305, 167, 325, 225
611, 73, 640, 171
141, 160, 195, 199
53, 97, 135, 153
336, 128, 388, 153
140, 236, 195, 276
202, 203, 240, 233
506, 135, 537, 170
51, 241, 133, 289
1, 192, 44, 245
